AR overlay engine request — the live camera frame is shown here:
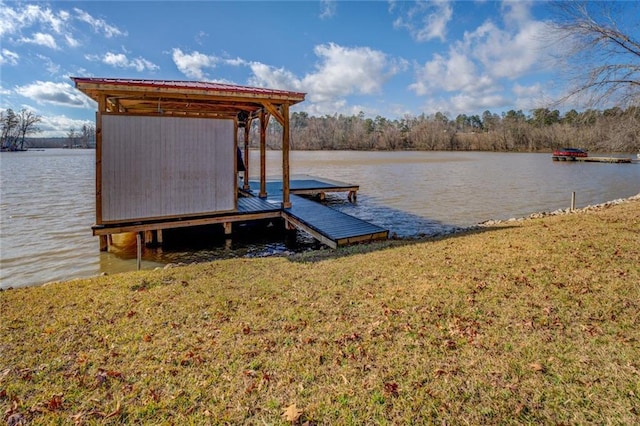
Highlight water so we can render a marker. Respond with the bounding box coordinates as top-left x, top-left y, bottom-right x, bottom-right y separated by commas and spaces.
1, 149, 638, 289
